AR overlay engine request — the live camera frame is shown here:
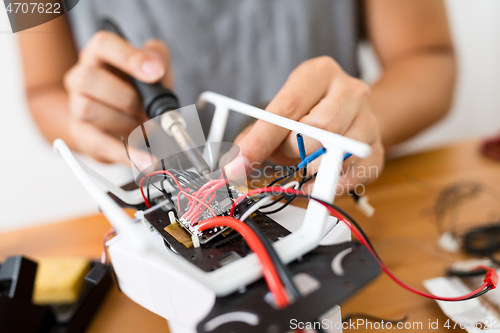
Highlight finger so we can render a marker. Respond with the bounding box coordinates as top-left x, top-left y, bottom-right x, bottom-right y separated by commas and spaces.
341, 106, 379, 147
68, 93, 142, 137
301, 112, 383, 196
80, 31, 165, 83
142, 39, 174, 89
291, 109, 375, 181
280, 77, 369, 159
65, 65, 141, 117
233, 56, 340, 173
70, 119, 152, 169
233, 122, 254, 144
336, 111, 383, 191
337, 139, 384, 191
